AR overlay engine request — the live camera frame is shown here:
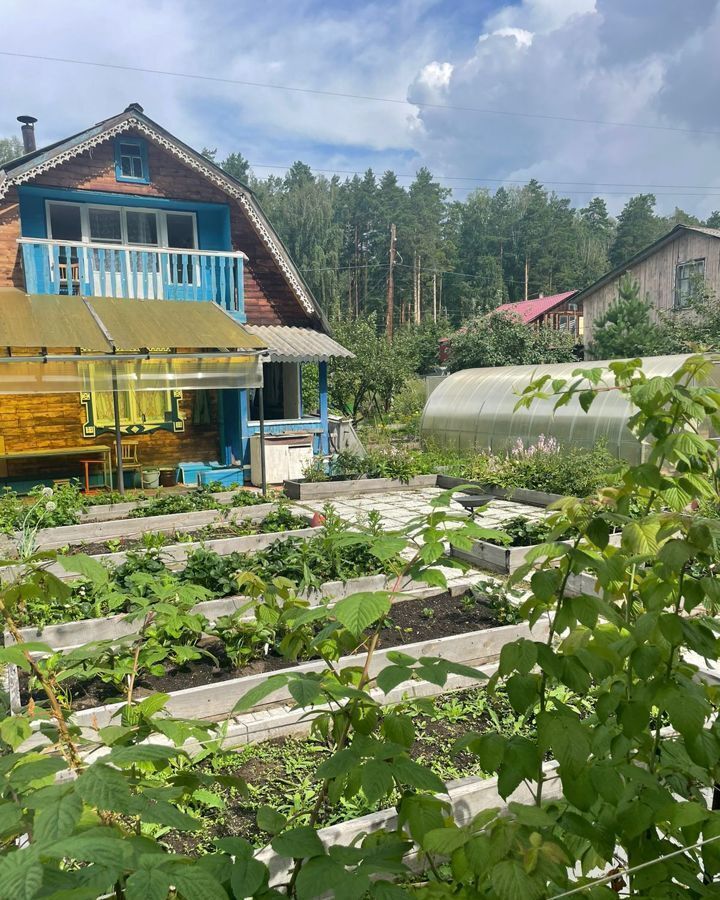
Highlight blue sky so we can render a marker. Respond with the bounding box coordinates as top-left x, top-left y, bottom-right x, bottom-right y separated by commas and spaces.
2, 0, 720, 215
